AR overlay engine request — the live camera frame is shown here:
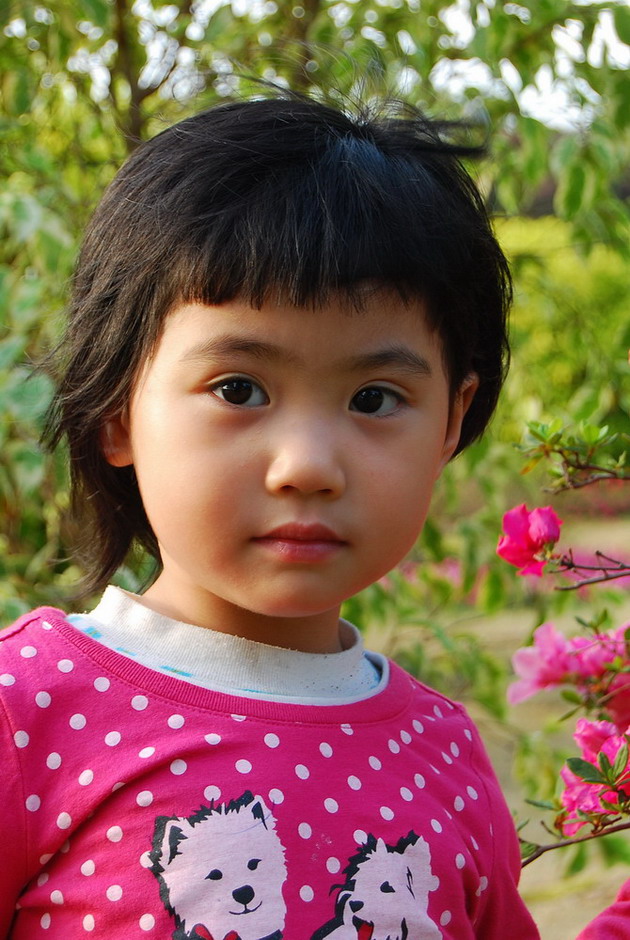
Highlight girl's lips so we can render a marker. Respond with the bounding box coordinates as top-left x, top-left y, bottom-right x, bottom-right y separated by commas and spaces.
252, 523, 346, 561
257, 522, 344, 542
